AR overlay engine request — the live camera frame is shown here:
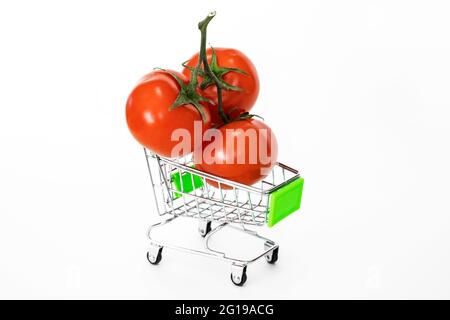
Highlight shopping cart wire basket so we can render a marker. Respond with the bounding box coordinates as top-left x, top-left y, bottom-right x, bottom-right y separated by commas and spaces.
144, 147, 304, 286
